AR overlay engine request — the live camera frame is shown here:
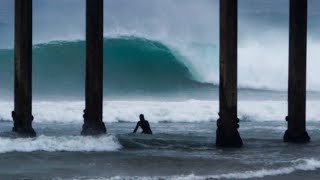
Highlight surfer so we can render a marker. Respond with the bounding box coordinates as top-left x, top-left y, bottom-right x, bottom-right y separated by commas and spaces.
133, 114, 153, 134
